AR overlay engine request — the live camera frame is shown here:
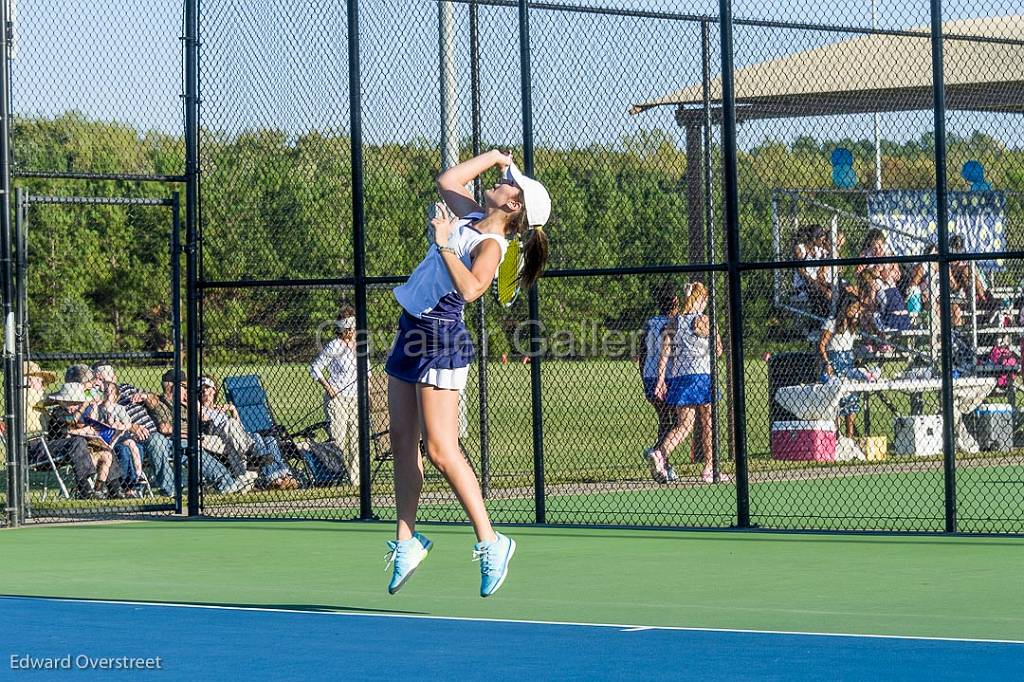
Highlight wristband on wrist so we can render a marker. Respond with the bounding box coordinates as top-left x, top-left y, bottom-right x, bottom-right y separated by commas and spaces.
438, 245, 457, 256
